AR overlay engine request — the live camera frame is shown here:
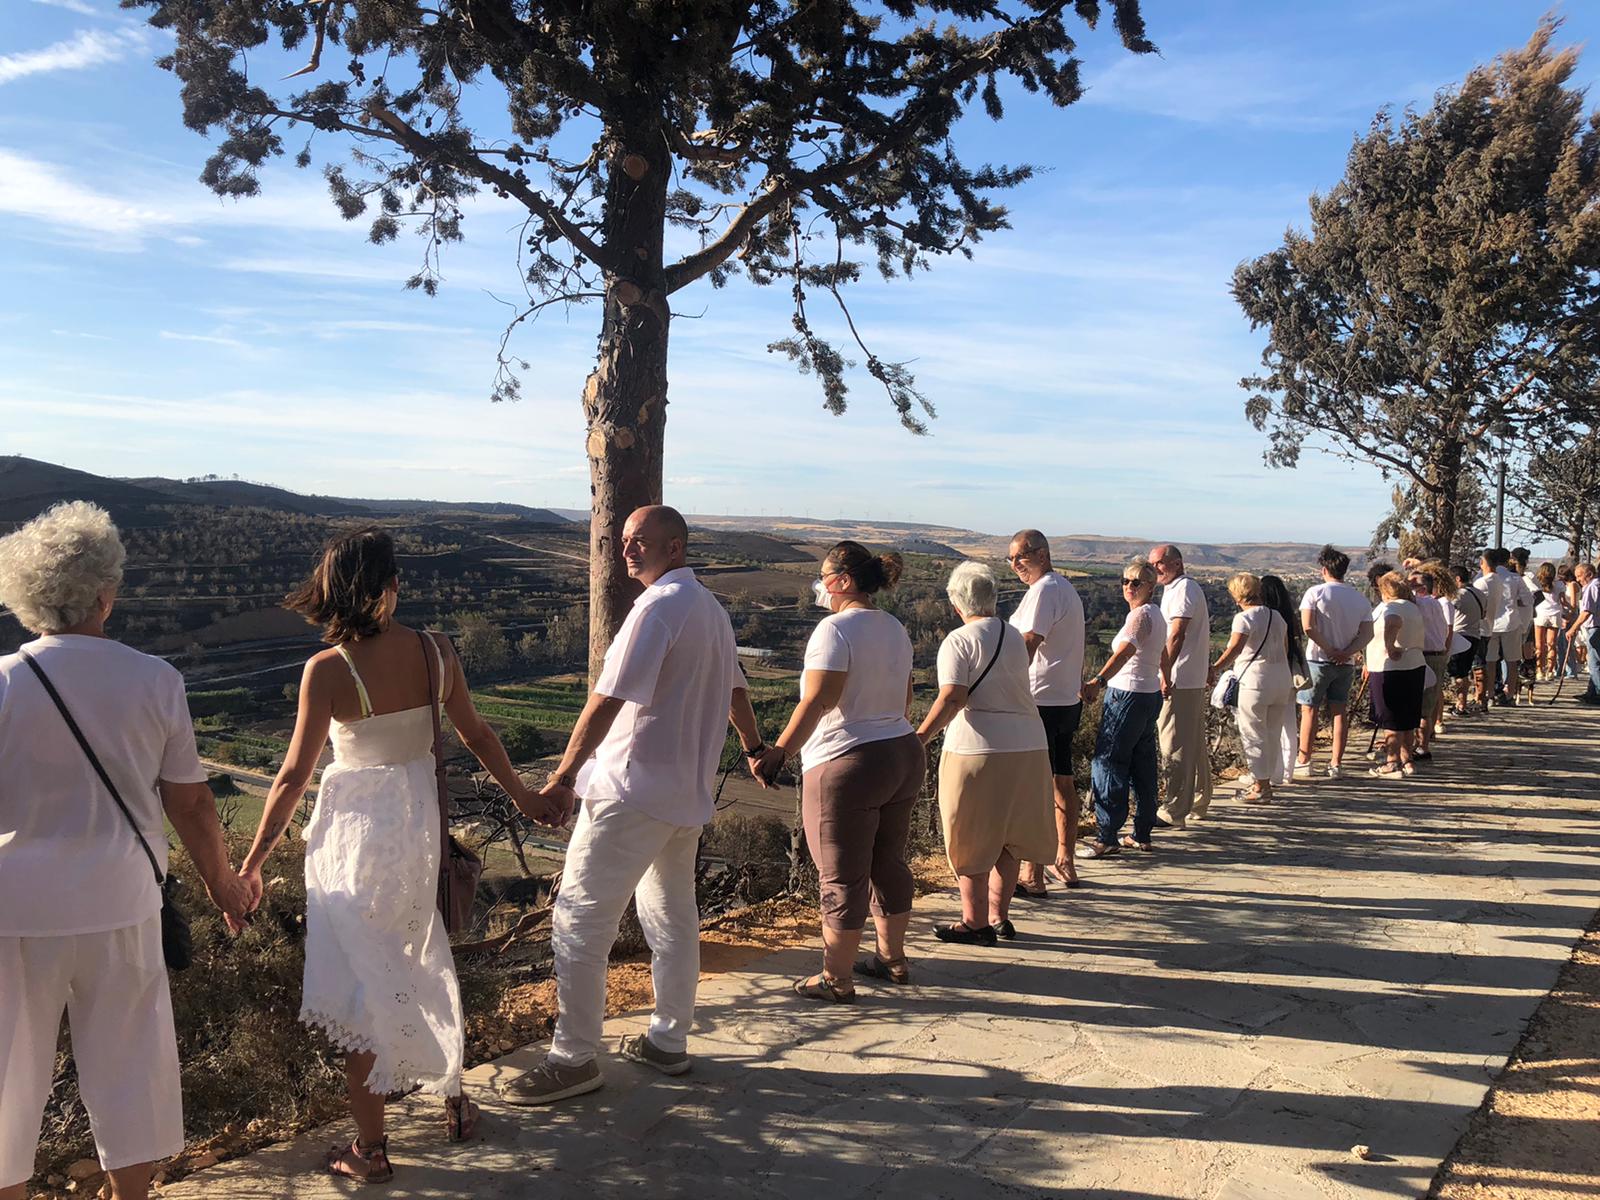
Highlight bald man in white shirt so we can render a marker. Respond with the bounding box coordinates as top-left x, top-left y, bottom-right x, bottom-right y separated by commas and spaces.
502, 506, 766, 1105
